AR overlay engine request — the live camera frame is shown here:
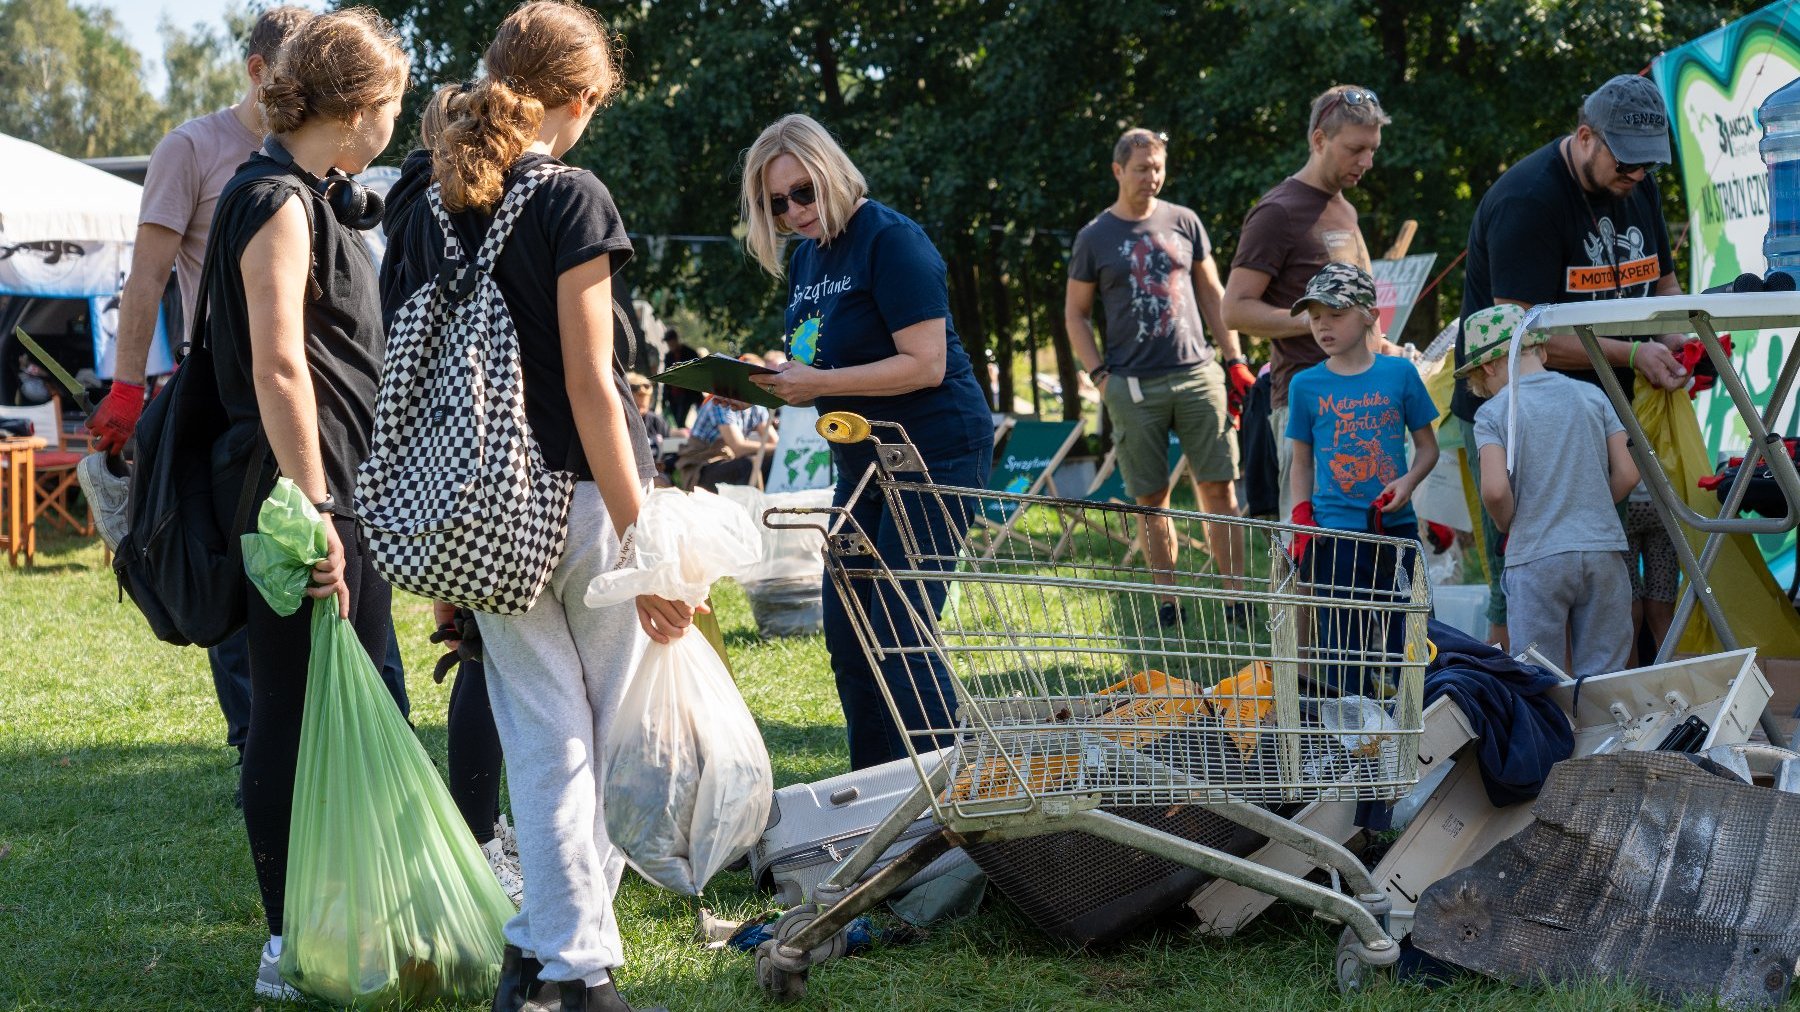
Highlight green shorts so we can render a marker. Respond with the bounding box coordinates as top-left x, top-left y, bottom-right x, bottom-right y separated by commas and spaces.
1103, 361, 1239, 499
